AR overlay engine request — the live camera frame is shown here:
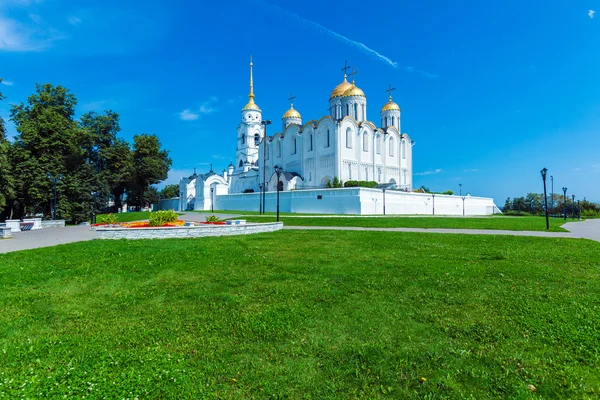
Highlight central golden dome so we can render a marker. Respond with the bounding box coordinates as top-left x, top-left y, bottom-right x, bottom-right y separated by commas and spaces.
283, 104, 301, 119
342, 83, 365, 98
330, 75, 352, 99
